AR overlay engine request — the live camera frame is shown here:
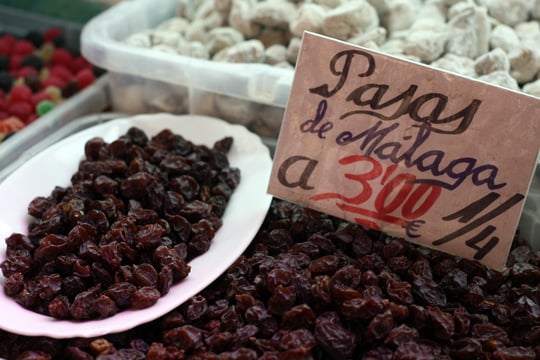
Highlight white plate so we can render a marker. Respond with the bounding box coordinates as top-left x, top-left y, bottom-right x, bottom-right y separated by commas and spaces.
0, 113, 273, 338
